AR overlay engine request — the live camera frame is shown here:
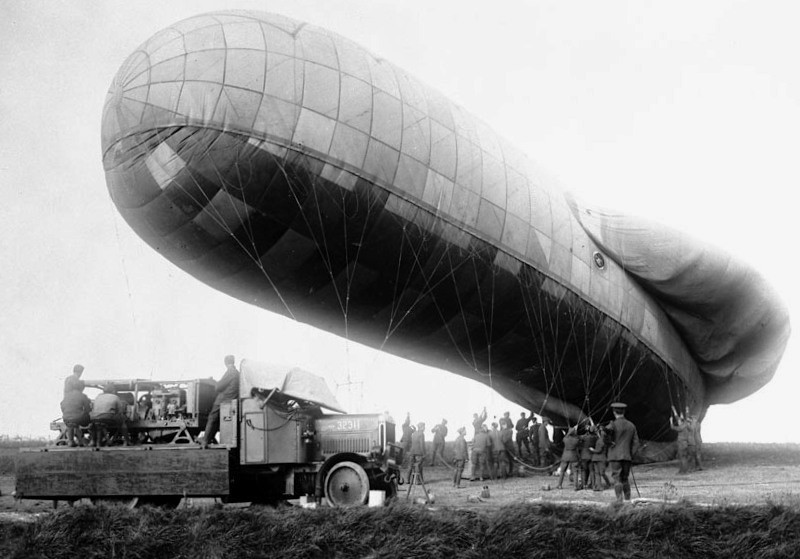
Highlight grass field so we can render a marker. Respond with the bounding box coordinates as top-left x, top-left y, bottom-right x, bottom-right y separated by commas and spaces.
1, 442, 799, 557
